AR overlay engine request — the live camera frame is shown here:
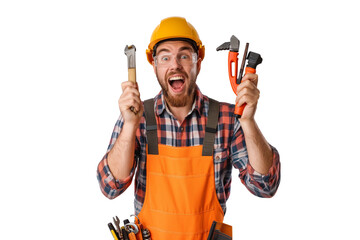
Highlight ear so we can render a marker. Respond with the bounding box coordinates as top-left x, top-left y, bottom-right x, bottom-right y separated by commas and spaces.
152, 61, 156, 74
196, 58, 202, 75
